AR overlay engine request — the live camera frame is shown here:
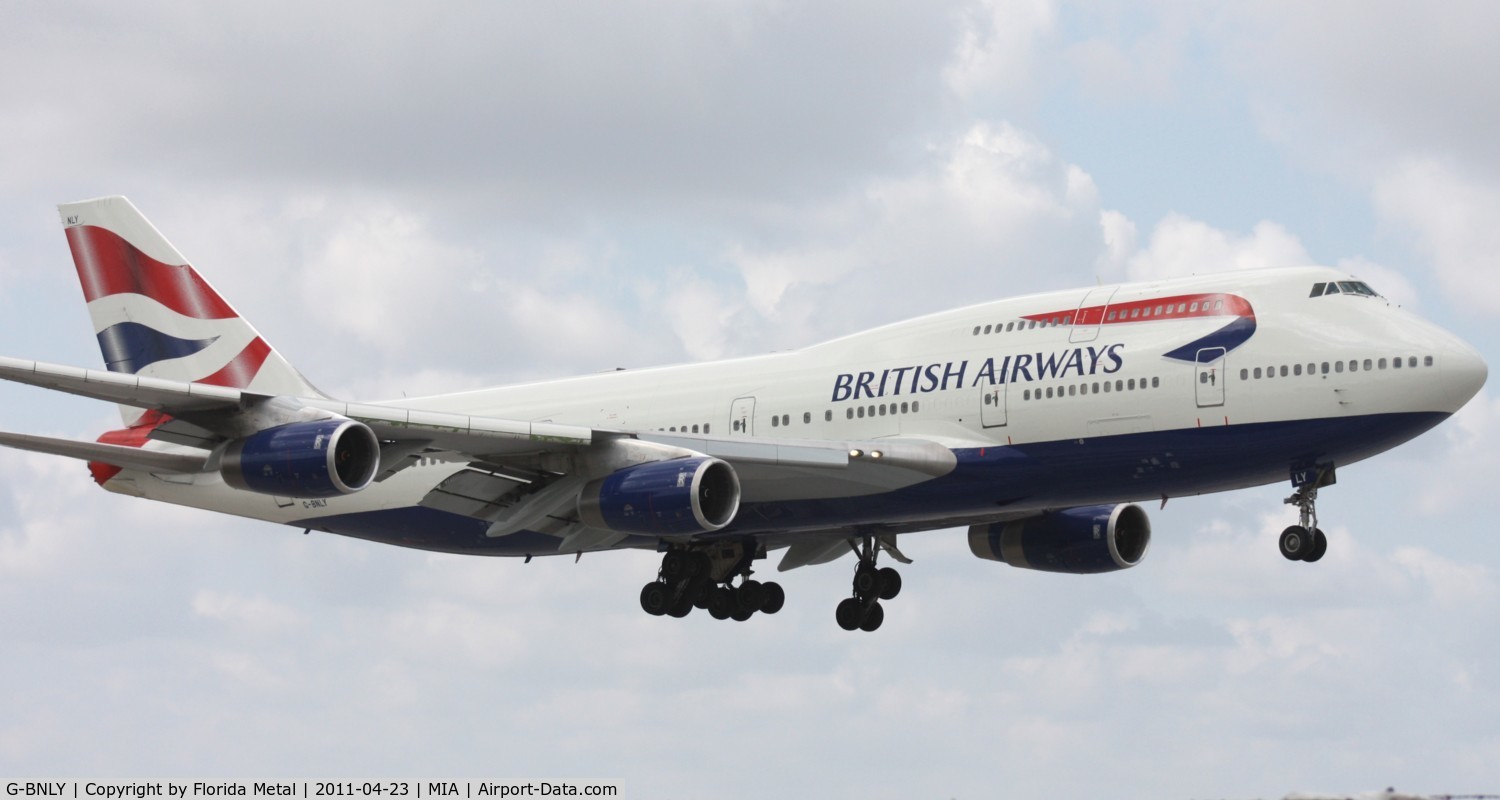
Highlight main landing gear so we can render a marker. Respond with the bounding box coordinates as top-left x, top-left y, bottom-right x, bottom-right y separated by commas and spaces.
639, 545, 785, 622
1279, 465, 1334, 563
835, 536, 903, 632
